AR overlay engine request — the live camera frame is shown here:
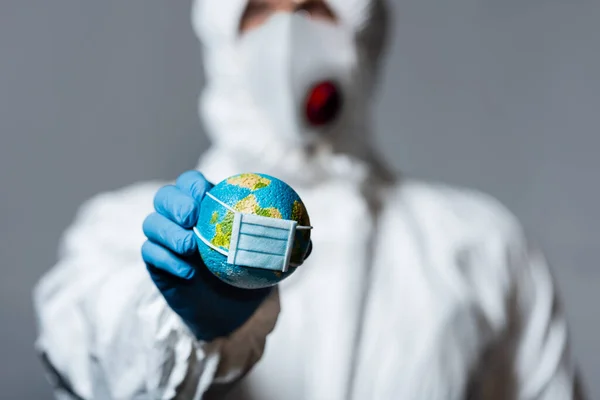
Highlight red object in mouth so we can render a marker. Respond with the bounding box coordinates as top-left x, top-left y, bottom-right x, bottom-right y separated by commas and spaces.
305, 81, 342, 127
